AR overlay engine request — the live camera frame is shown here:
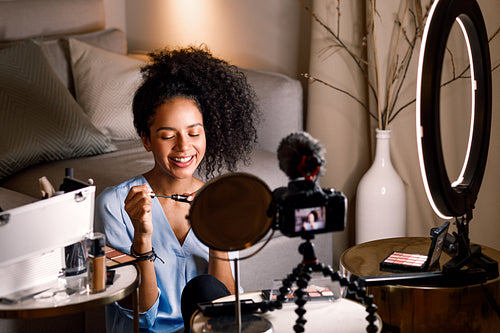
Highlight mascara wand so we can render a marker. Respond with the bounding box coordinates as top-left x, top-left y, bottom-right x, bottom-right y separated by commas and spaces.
150, 193, 191, 203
